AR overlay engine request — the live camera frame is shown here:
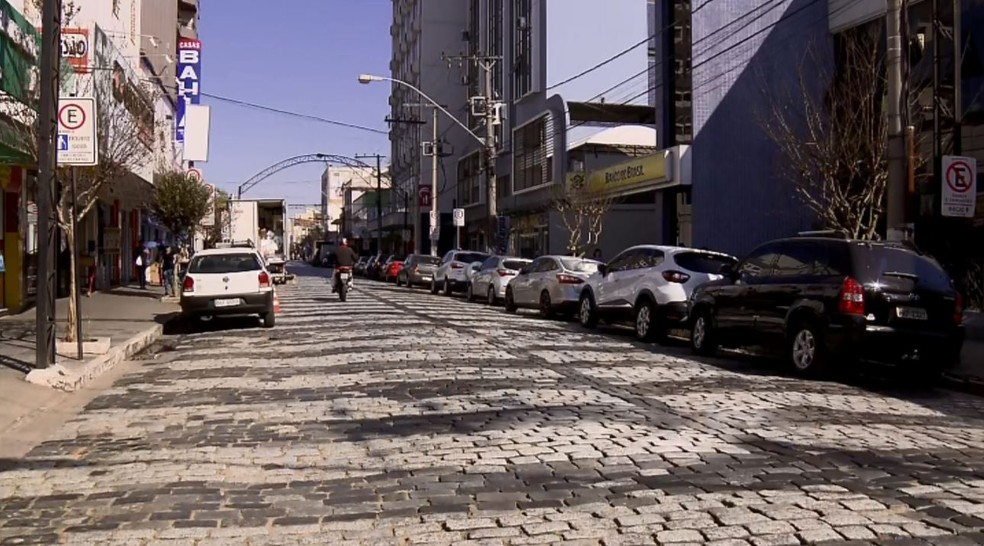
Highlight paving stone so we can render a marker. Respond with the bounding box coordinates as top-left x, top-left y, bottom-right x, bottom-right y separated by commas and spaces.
4, 279, 984, 545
